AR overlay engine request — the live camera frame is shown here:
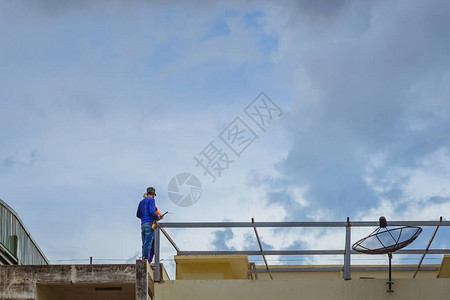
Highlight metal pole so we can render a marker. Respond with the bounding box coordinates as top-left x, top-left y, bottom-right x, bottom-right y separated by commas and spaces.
159, 220, 450, 228
154, 227, 161, 282
160, 227, 180, 253
252, 218, 273, 280
413, 216, 442, 278
178, 249, 346, 255
176, 248, 450, 256
343, 217, 351, 280
387, 253, 393, 292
